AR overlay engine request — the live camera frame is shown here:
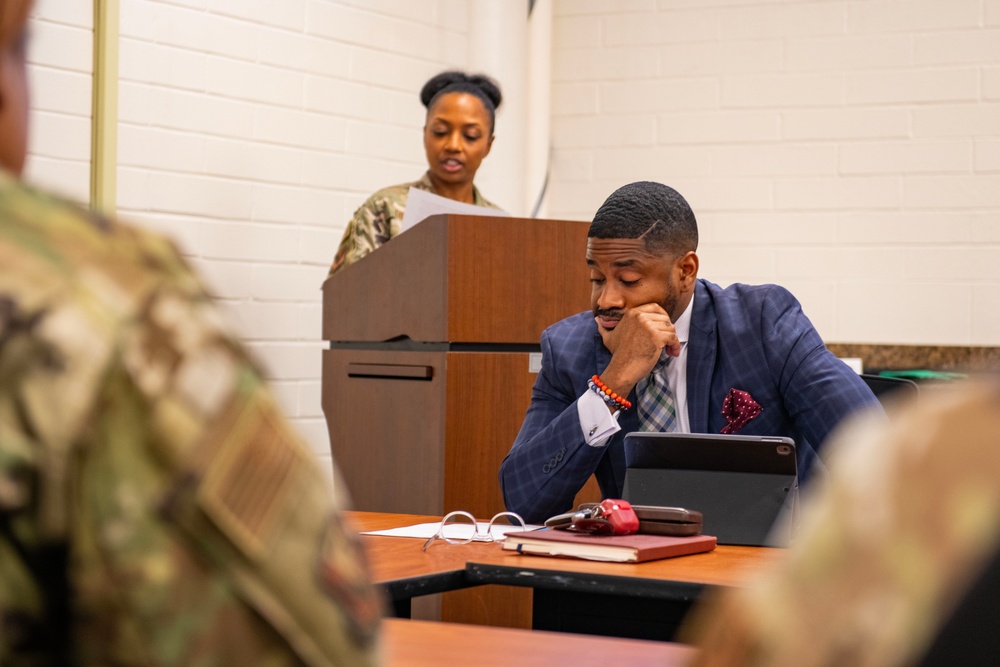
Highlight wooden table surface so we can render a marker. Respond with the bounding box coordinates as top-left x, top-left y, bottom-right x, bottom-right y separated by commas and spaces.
382, 618, 696, 666
347, 511, 499, 586
348, 510, 784, 591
